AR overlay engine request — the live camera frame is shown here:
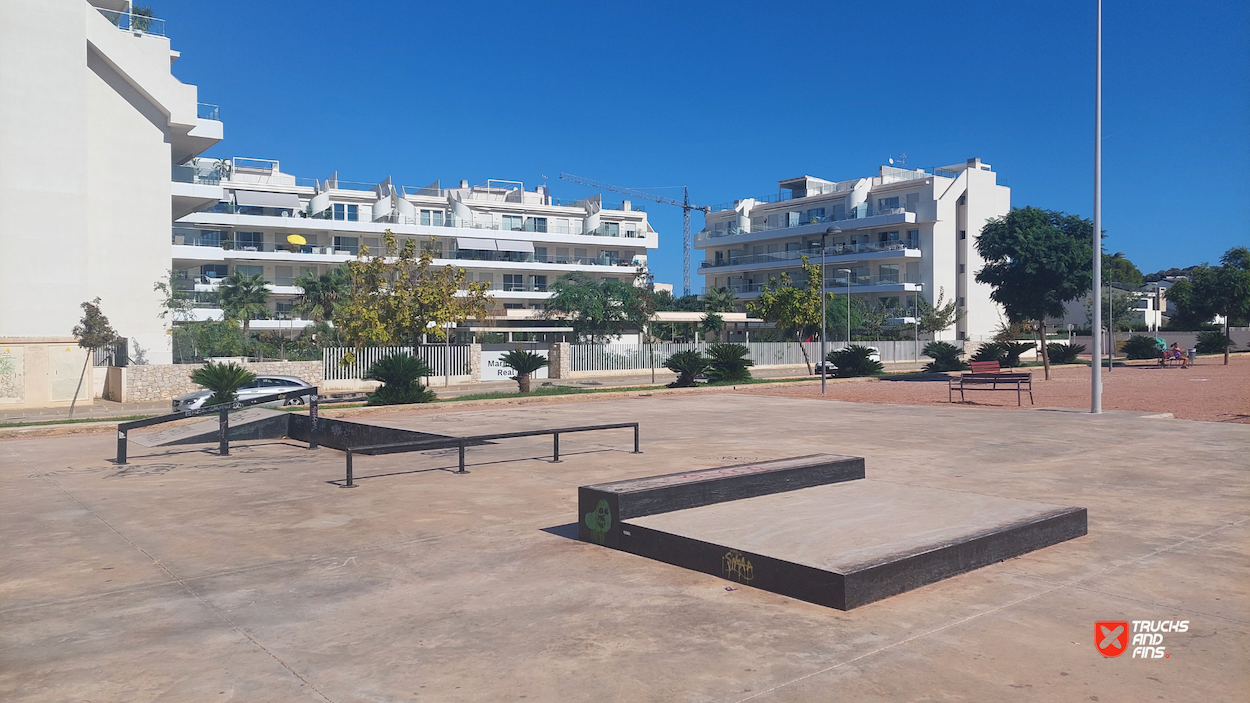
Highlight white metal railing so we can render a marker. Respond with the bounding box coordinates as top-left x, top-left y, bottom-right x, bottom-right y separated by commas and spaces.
323, 345, 472, 380
569, 340, 944, 372
97, 9, 166, 36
